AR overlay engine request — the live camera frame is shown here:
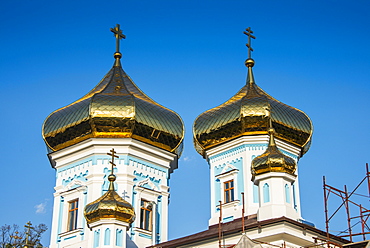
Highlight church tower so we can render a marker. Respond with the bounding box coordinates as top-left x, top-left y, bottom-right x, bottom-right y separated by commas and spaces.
43, 24, 184, 248
193, 28, 313, 225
